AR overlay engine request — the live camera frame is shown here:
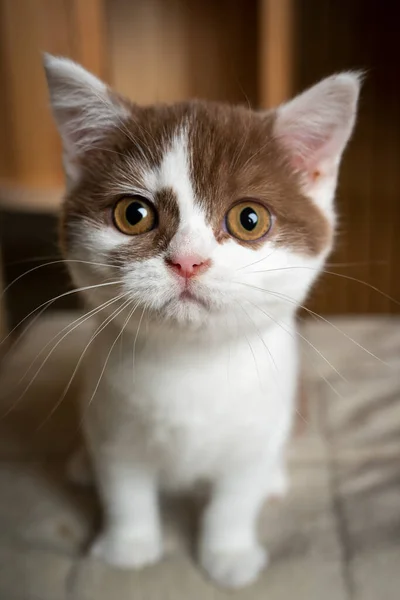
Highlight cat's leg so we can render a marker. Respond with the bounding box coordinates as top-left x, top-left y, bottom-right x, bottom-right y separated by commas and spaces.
199, 463, 271, 589
268, 457, 289, 498
91, 457, 163, 569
